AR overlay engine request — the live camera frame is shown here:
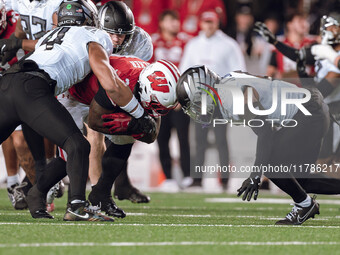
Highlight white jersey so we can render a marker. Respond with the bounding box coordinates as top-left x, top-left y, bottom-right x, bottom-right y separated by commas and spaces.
314, 50, 340, 104
217, 71, 304, 124
4, 0, 63, 39
28, 26, 113, 96
120, 26, 153, 62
